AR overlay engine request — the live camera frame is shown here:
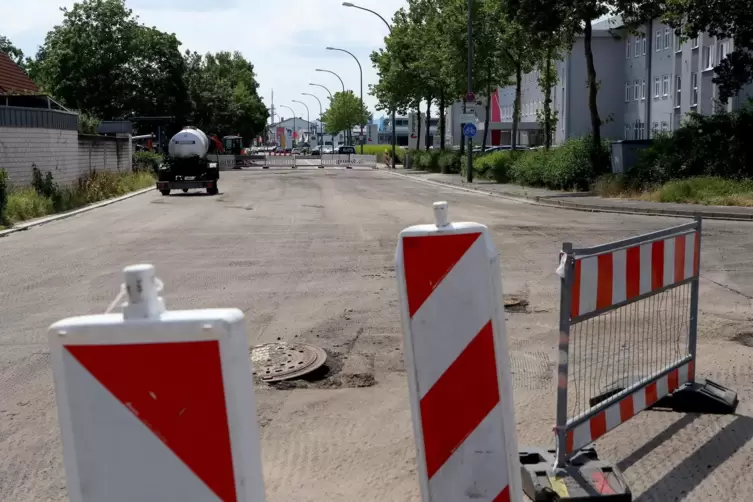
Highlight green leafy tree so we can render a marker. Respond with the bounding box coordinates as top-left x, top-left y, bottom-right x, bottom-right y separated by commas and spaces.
184, 50, 268, 141
662, 0, 753, 102
0, 35, 25, 66
28, 0, 189, 121
321, 91, 369, 135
